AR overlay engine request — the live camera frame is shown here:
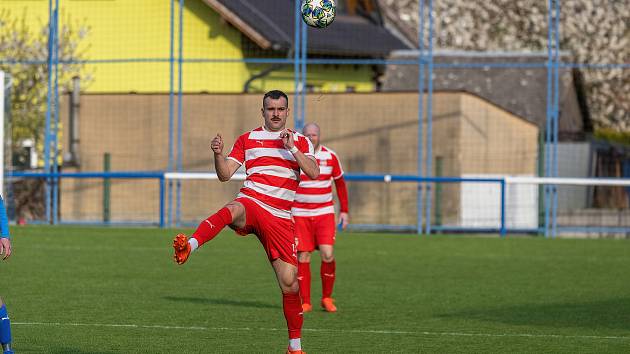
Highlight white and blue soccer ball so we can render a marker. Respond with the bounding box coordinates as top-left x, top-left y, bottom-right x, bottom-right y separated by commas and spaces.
301, 0, 336, 28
